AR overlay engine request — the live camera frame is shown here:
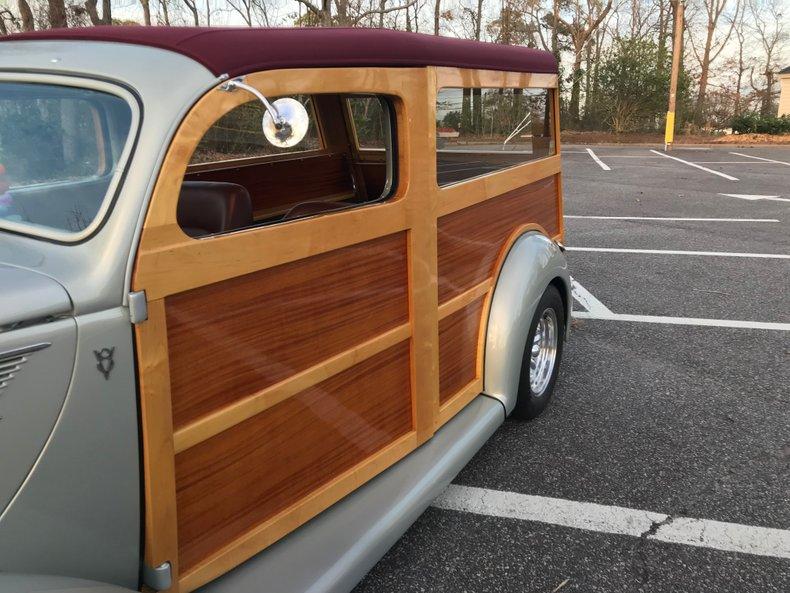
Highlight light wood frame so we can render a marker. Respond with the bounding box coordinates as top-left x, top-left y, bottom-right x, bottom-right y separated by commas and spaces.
132, 65, 561, 593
